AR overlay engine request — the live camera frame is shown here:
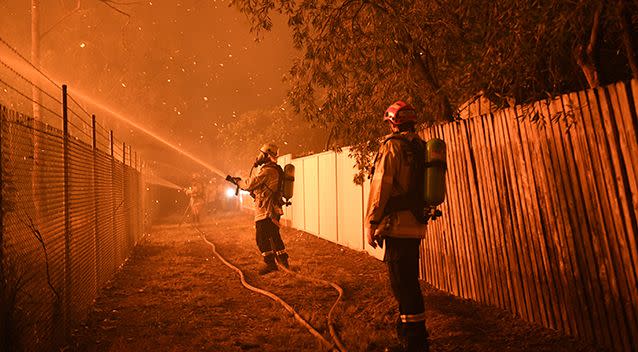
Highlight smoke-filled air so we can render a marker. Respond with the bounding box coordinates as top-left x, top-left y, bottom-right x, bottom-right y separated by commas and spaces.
0, 0, 326, 185
1, 1, 638, 352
